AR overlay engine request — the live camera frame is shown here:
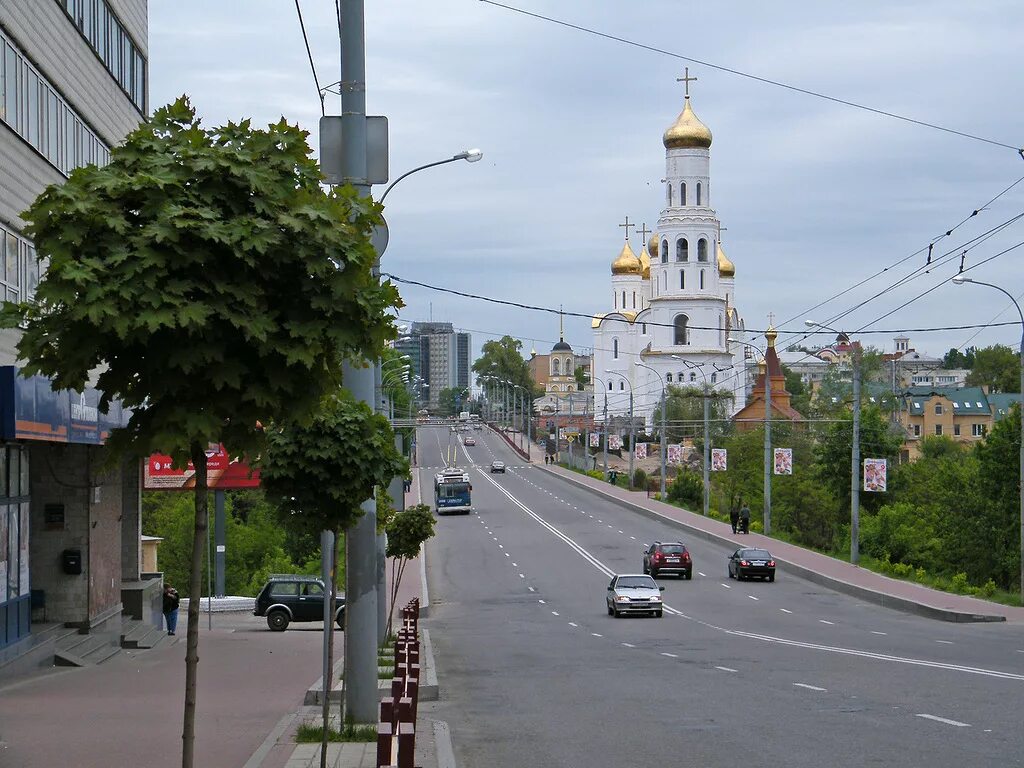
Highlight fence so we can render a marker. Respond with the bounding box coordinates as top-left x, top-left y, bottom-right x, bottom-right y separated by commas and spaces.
376, 598, 422, 768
